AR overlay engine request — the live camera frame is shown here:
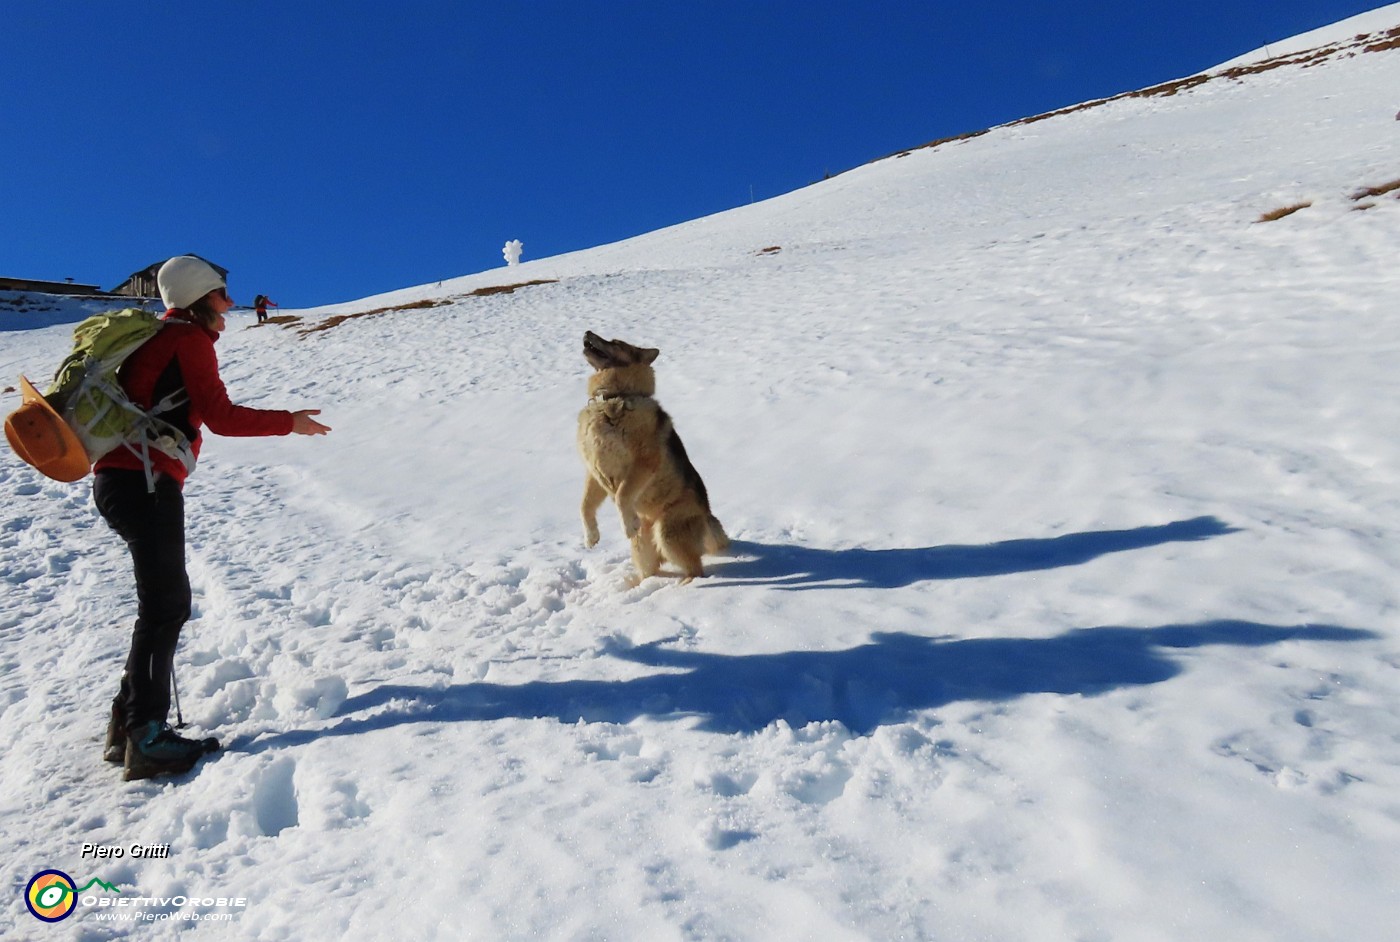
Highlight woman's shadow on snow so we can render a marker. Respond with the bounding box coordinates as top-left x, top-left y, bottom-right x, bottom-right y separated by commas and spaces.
705, 516, 1239, 589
